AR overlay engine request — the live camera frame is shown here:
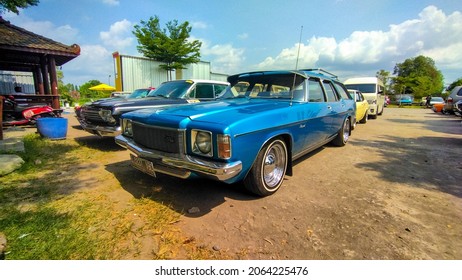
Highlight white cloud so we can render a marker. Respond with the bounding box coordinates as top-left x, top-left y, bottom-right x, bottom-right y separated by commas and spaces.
238, 33, 249, 40
62, 45, 114, 84
102, 0, 120, 6
3, 13, 79, 45
191, 21, 208, 29
99, 19, 134, 51
256, 5, 462, 82
200, 40, 245, 74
